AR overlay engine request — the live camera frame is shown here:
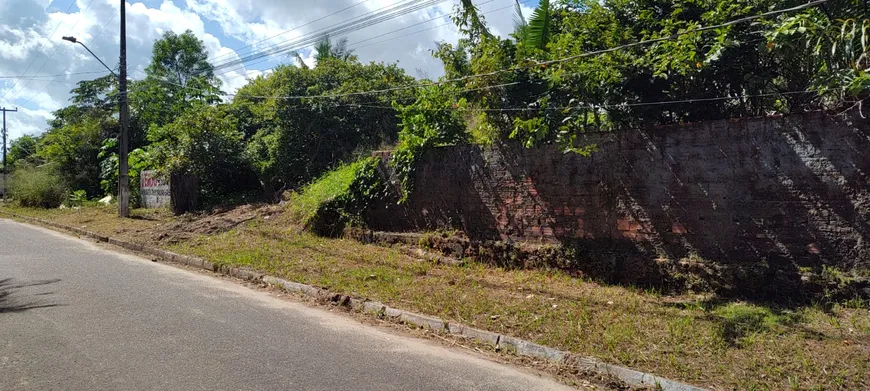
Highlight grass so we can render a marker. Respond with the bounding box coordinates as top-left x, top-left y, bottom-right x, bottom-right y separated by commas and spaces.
288, 162, 359, 225
3, 204, 869, 390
